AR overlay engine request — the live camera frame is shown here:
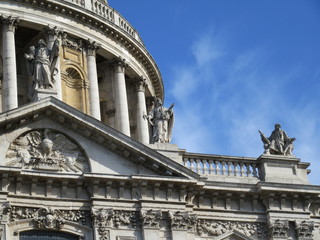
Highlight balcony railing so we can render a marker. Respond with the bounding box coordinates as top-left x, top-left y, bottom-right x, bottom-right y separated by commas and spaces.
61, 0, 142, 43
183, 154, 260, 179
